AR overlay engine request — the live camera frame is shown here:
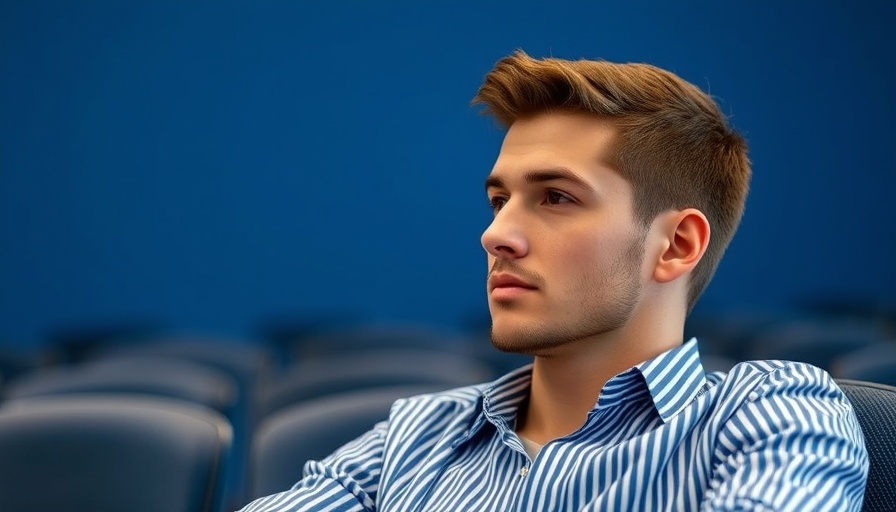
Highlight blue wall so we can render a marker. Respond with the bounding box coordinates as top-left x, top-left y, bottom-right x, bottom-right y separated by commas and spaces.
1, 1, 894, 345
